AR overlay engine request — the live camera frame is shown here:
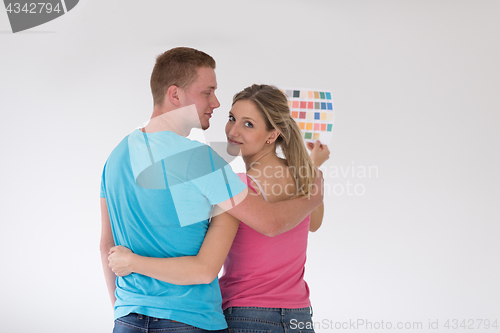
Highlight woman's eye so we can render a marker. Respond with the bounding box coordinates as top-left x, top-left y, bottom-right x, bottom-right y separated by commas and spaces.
245, 122, 253, 128
228, 115, 235, 121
